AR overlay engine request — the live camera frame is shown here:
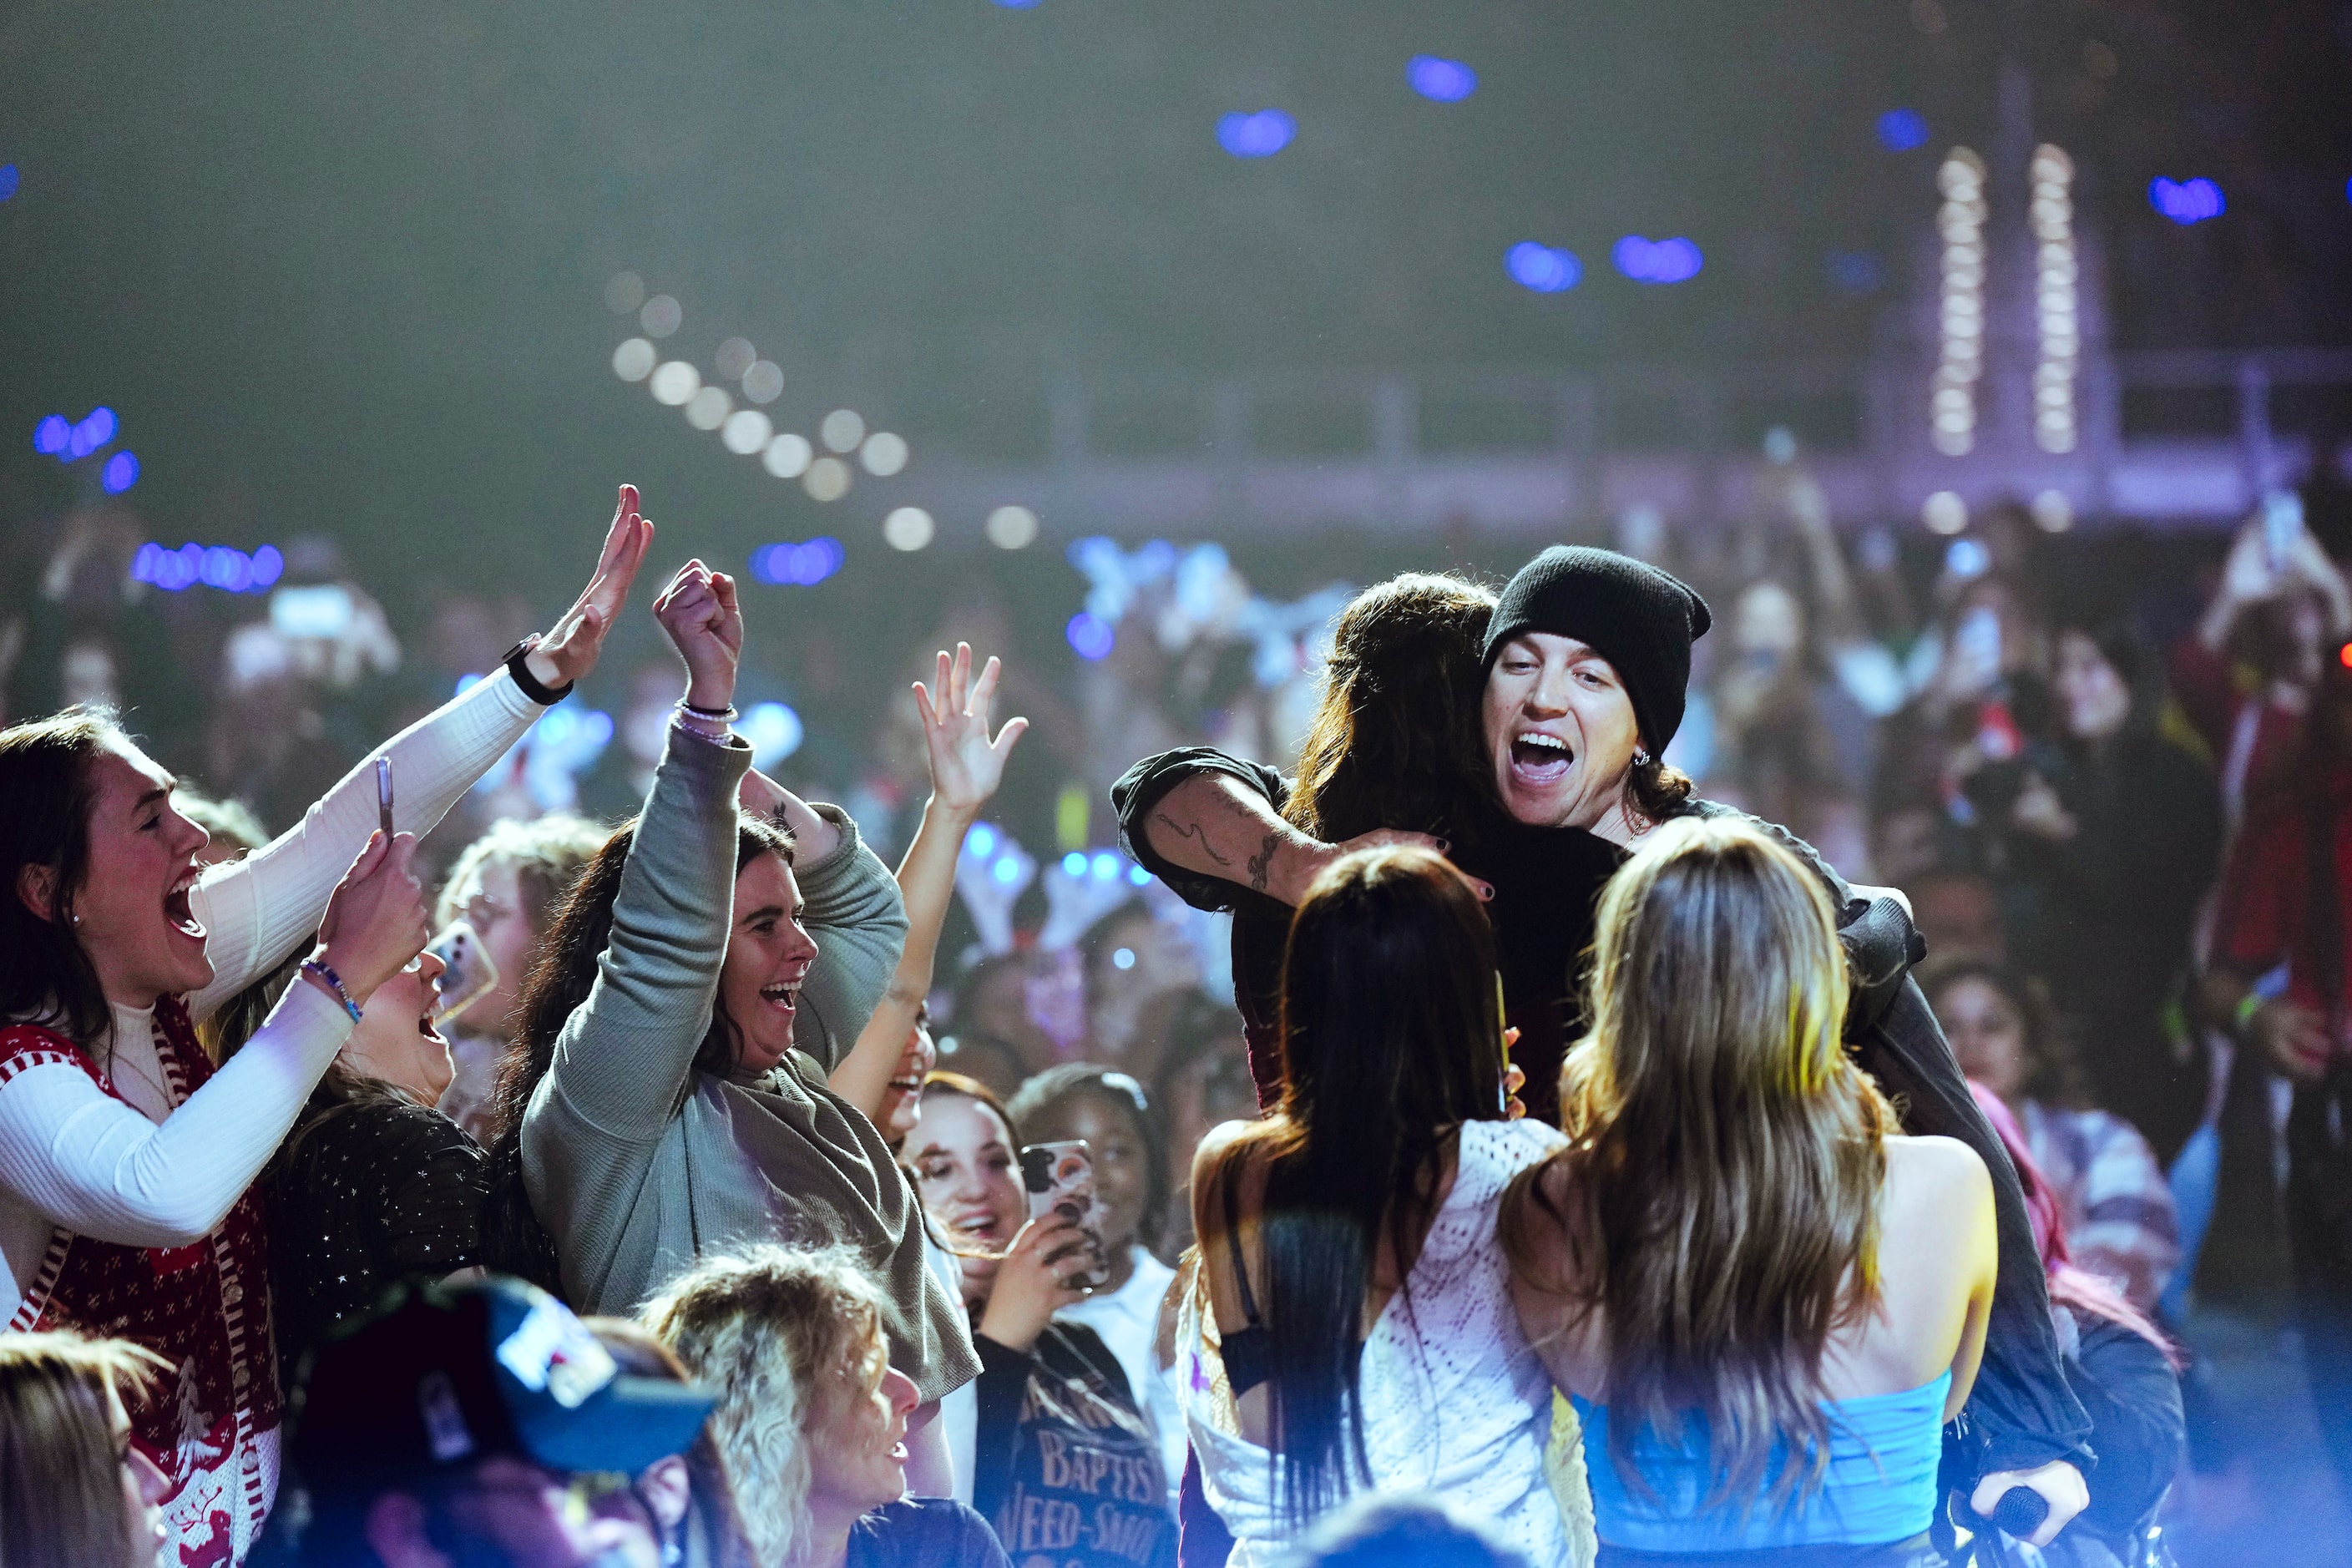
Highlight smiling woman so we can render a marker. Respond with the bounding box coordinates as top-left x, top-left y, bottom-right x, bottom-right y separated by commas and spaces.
0, 485, 645, 1565
489, 557, 981, 1495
